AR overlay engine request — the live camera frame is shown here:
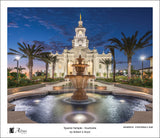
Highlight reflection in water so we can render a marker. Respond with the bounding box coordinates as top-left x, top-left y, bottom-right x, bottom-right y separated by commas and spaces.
11, 93, 150, 123
62, 97, 96, 105
73, 114, 87, 123
119, 100, 125, 103
34, 99, 41, 103
63, 111, 96, 123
